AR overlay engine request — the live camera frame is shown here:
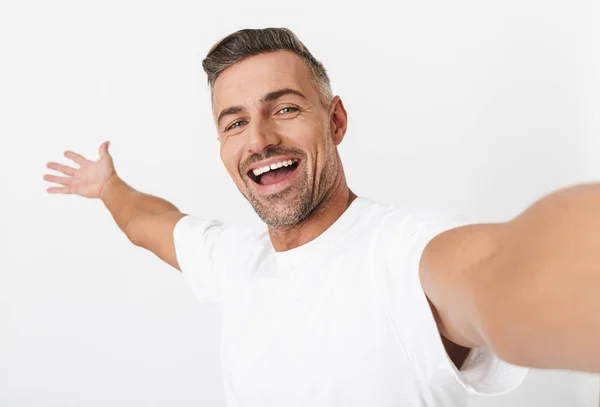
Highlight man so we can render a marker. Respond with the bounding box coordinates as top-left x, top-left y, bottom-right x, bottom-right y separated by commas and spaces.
44, 28, 600, 406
